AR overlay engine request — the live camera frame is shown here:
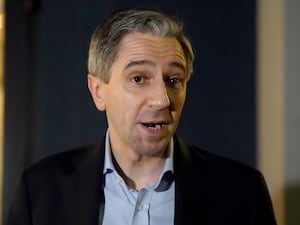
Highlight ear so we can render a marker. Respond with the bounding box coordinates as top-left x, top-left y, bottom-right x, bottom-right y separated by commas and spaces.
87, 74, 106, 111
